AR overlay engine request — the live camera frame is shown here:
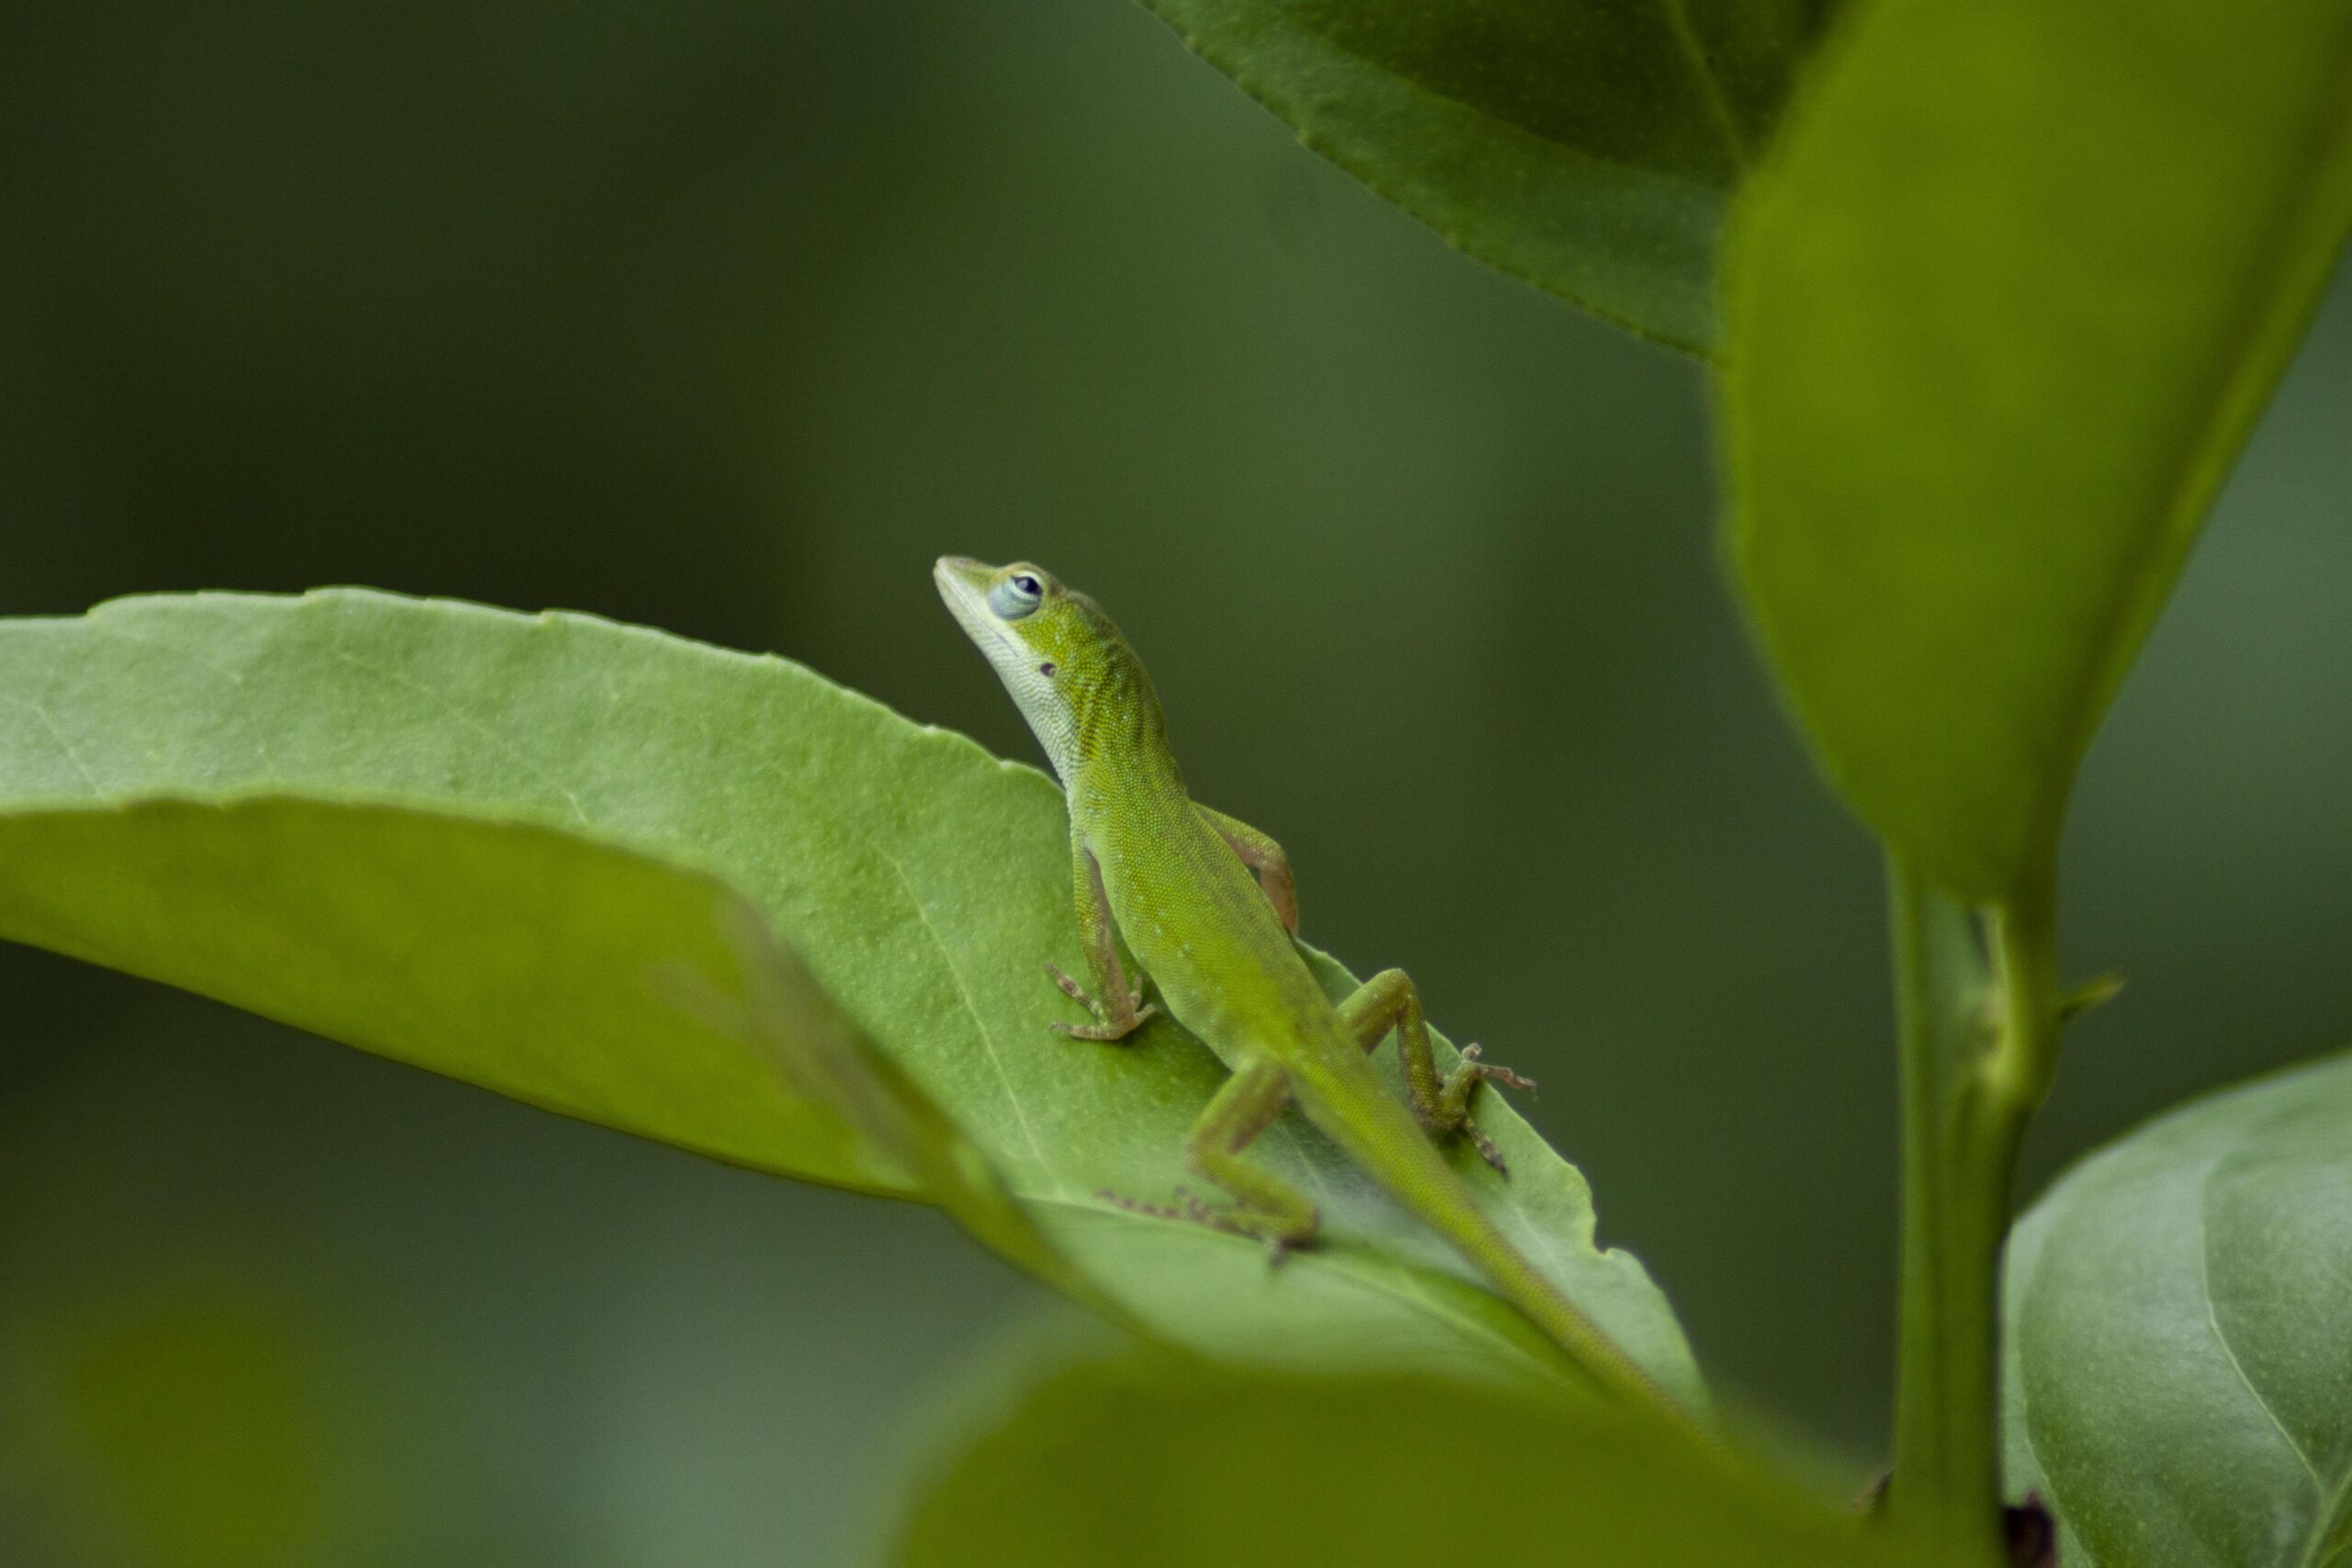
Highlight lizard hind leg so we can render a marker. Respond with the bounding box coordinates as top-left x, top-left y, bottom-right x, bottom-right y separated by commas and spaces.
1340, 968, 1535, 1176
1181, 1059, 1319, 1262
